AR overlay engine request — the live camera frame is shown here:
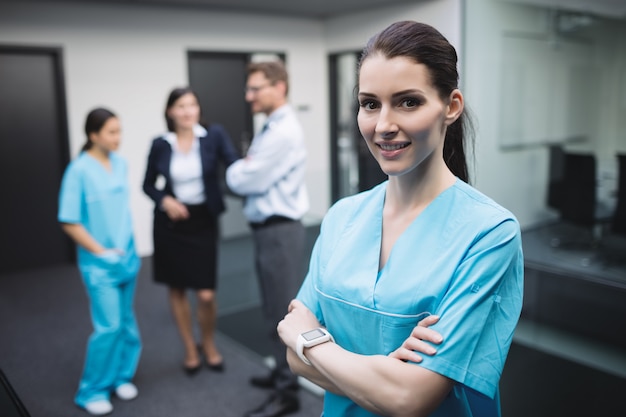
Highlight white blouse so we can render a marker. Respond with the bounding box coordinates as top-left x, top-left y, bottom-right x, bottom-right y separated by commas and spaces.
164, 125, 206, 205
